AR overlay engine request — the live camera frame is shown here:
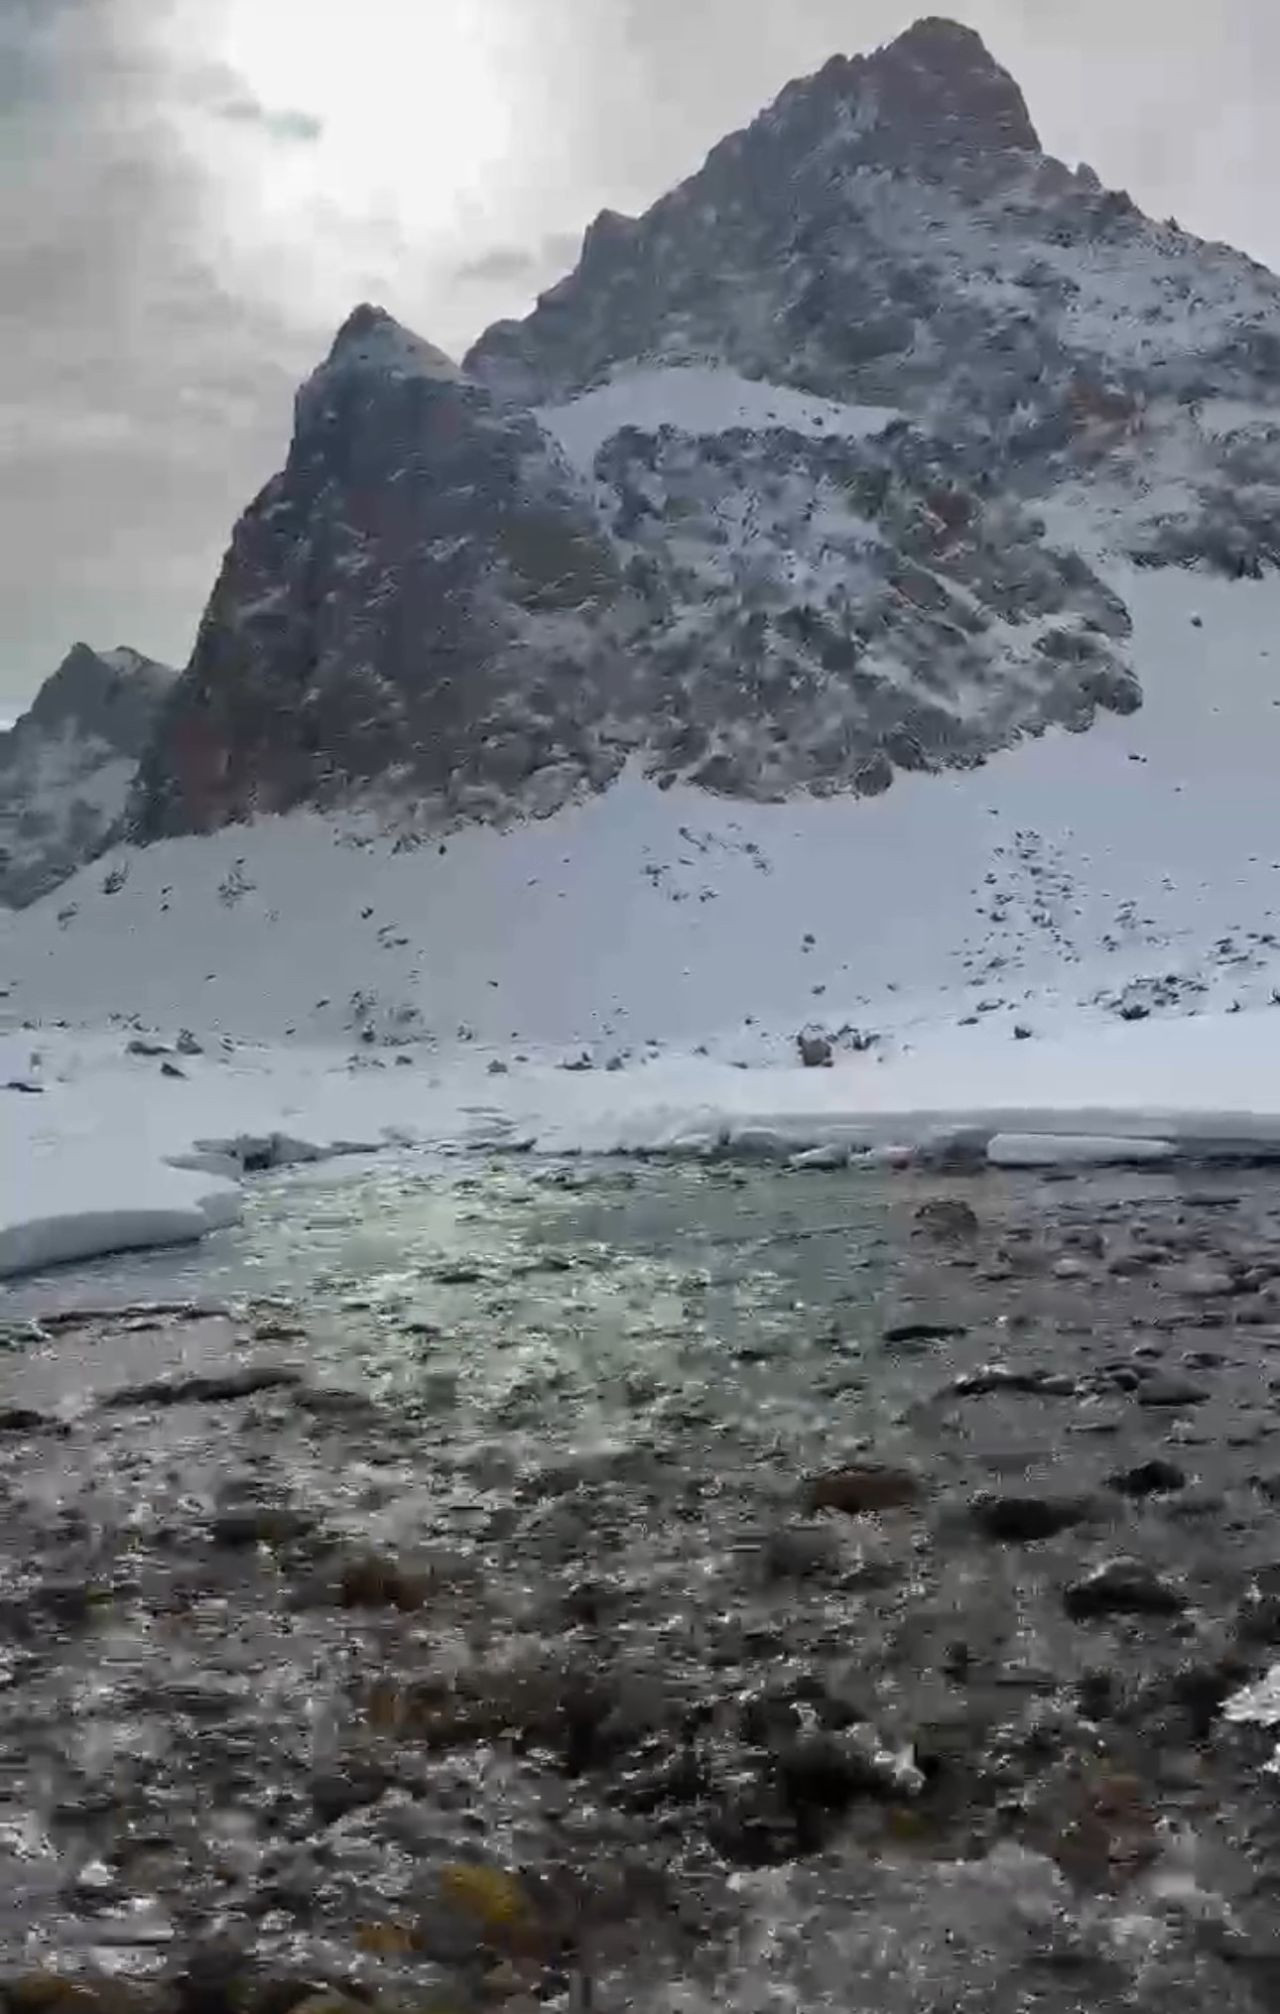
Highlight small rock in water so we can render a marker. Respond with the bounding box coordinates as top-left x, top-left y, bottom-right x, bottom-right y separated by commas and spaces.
210, 1505, 315, 1550
252, 1313, 306, 1341
804, 1465, 921, 1516
970, 1492, 1094, 1542
1065, 1558, 1188, 1619
883, 1318, 968, 1346
1135, 1371, 1210, 1408
0, 1406, 53, 1433
310, 1763, 391, 1825
1107, 1458, 1188, 1498
789, 1143, 850, 1171
761, 1522, 842, 1581
914, 1198, 979, 1241
951, 1364, 1078, 1398
104, 1366, 303, 1408
337, 1551, 429, 1612
776, 1726, 925, 1812
1175, 1267, 1236, 1299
